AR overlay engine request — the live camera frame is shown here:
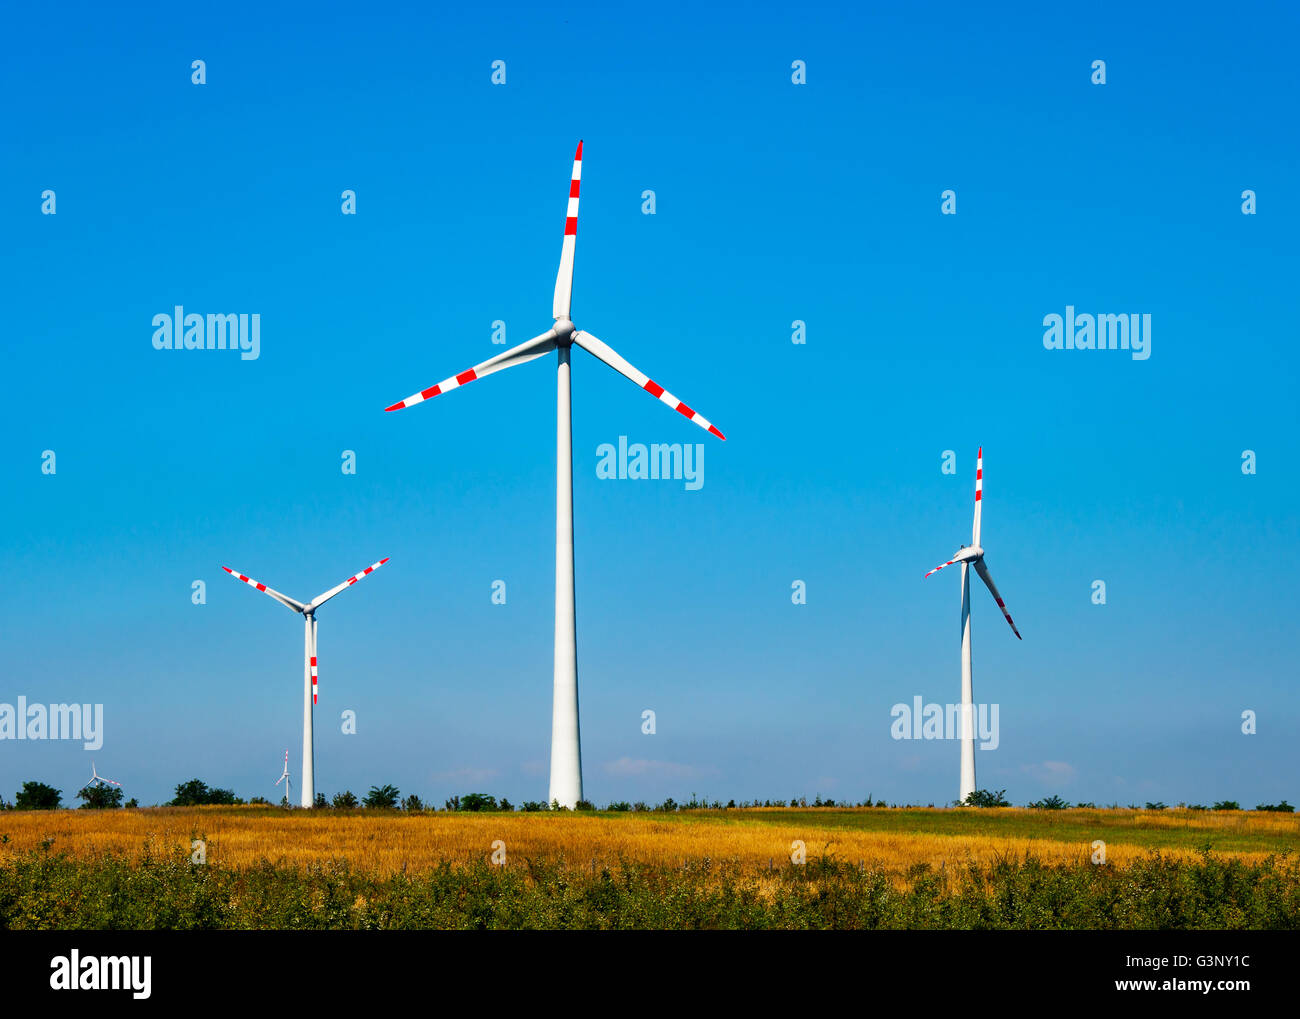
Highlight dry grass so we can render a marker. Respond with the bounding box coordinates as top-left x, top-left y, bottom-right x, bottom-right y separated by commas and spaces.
2, 806, 1295, 881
